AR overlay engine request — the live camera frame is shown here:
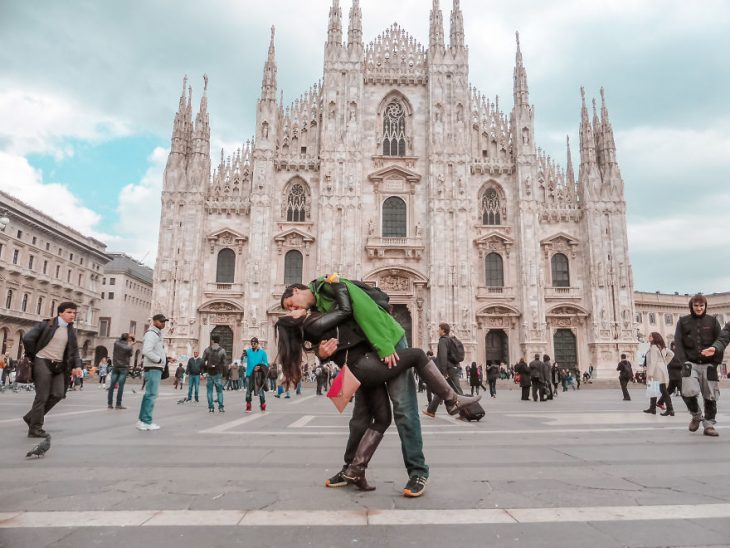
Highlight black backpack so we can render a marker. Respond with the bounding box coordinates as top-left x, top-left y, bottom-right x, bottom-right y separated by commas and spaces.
447, 336, 465, 364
